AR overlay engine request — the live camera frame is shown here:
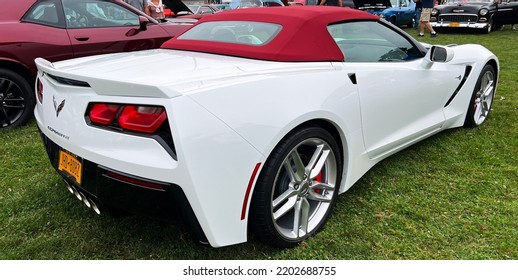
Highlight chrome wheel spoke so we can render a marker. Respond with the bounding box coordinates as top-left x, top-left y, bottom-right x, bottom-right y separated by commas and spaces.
308, 182, 334, 202
481, 79, 494, 112
273, 195, 297, 221
305, 144, 324, 175
285, 149, 306, 183
283, 161, 298, 184
311, 182, 334, 191
308, 191, 331, 202
482, 79, 494, 97
308, 190, 332, 202
309, 149, 330, 180
480, 101, 489, 117
475, 98, 484, 122
272, 187, 297, 209
293, 197, 310, 238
